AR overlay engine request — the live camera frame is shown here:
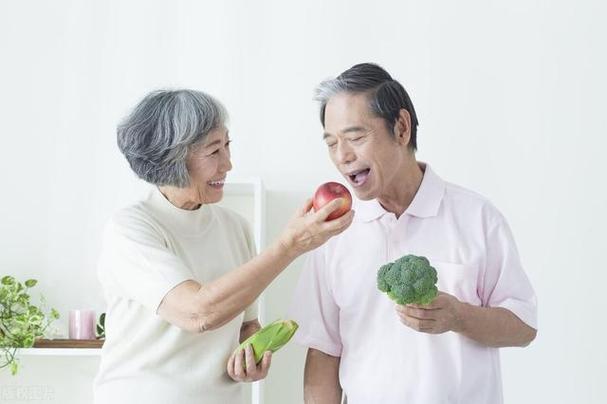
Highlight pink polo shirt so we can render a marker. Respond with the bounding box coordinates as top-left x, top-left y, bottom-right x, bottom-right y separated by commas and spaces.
289, 163, 537, 404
